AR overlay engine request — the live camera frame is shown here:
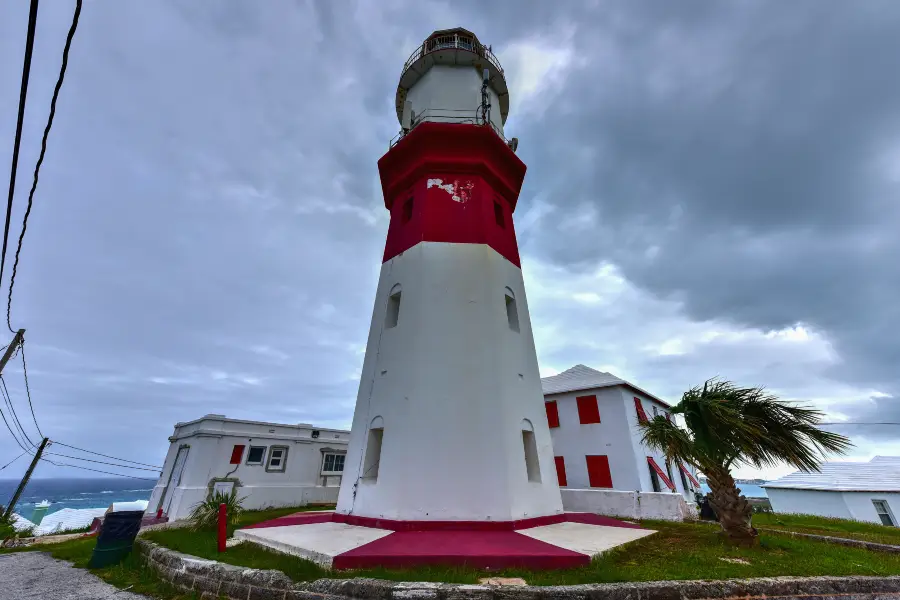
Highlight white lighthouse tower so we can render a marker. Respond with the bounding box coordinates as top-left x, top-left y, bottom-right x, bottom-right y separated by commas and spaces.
336, 28, 564, 524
